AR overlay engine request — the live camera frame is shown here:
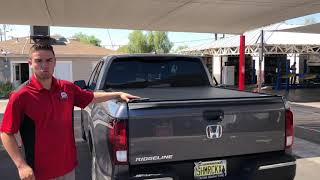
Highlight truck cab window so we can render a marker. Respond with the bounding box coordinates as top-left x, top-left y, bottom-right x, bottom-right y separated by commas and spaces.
88, 61, 104, 90
104, 57, 210, 88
